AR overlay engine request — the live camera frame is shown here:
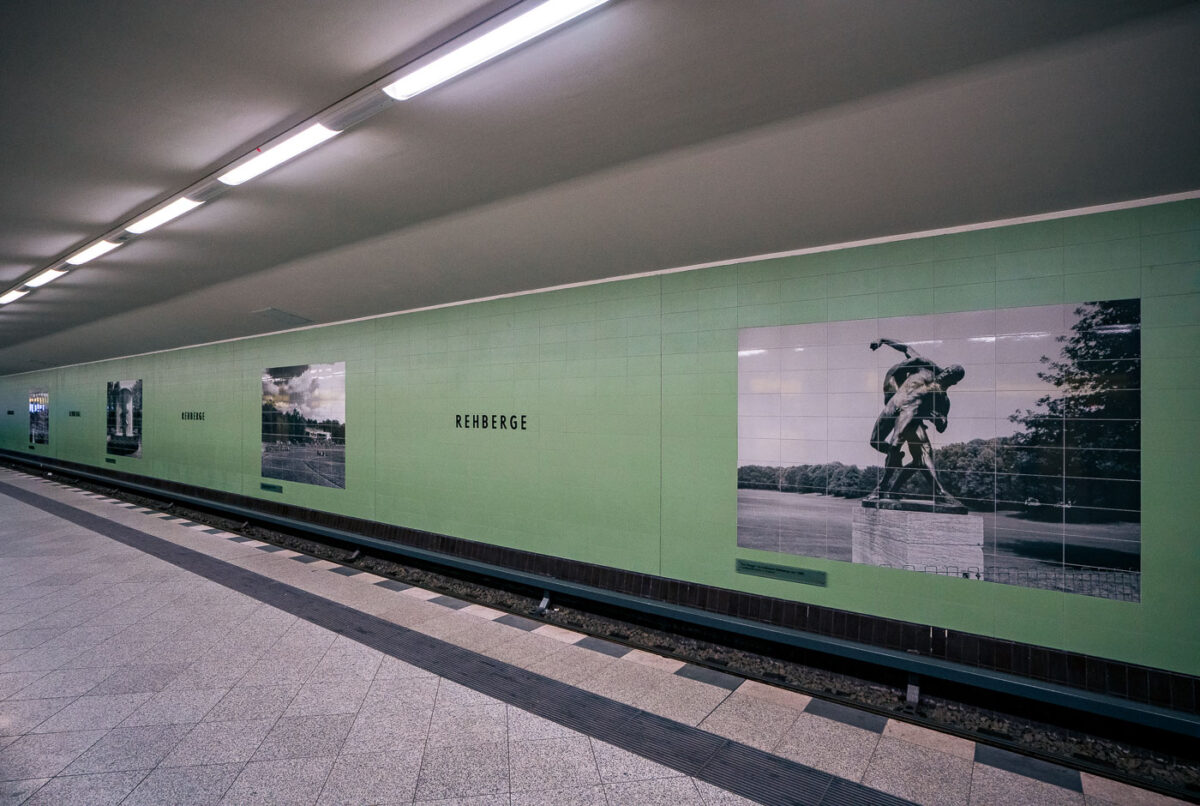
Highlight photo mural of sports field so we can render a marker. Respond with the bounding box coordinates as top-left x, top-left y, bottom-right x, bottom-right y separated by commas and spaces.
1, 199, 1197, 679
261, 362, 347, 489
